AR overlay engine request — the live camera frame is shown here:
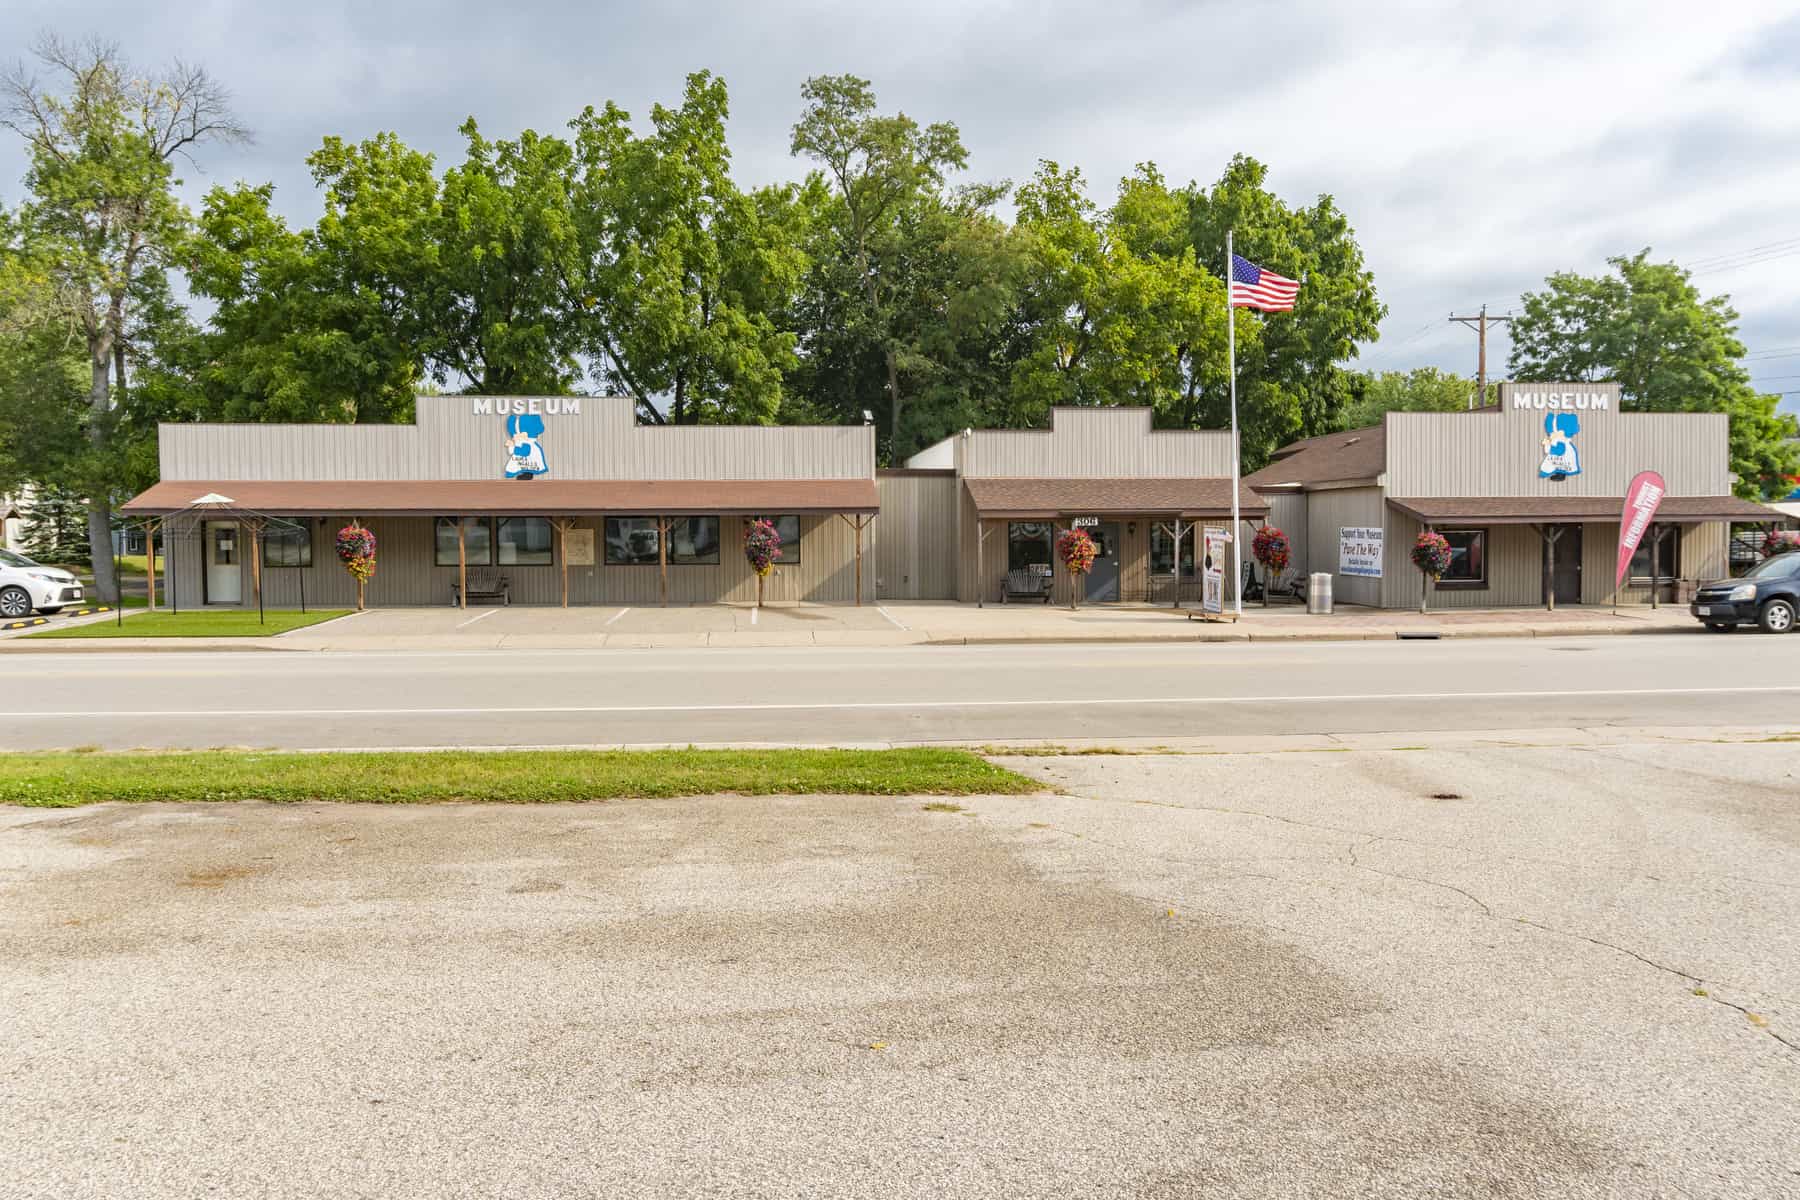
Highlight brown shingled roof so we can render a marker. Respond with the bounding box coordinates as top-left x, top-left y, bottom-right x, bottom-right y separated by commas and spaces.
1388, 495, 1782, 525
962, 477, 1267, 519
1244, 425, 1385, 490
119, 478, 879, 517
